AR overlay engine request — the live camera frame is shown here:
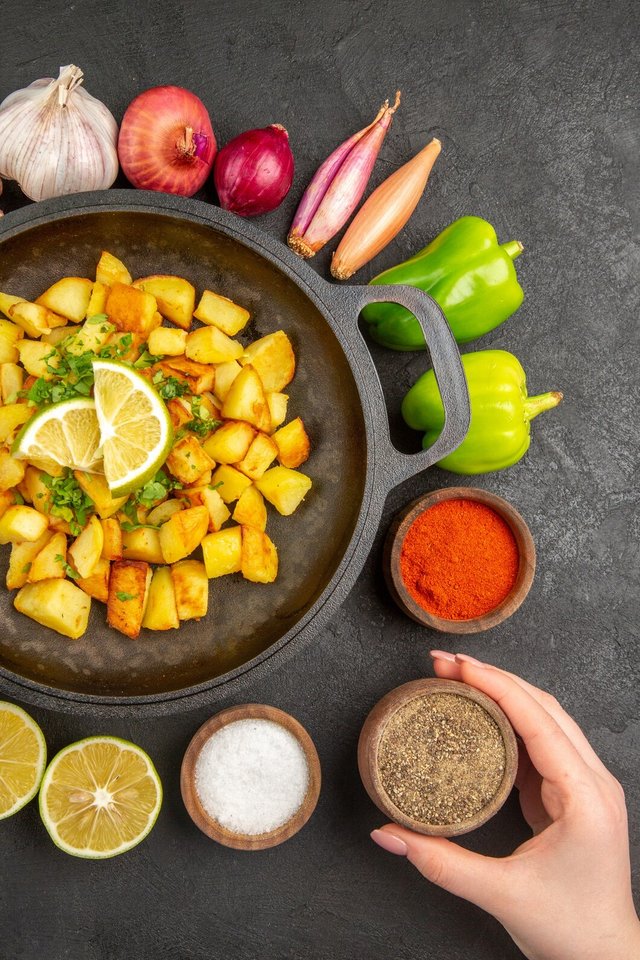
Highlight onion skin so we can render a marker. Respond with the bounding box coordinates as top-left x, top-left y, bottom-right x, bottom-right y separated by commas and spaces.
214, 125, 294, 217
331, 138, 442, 280
118, 86, 216, 197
